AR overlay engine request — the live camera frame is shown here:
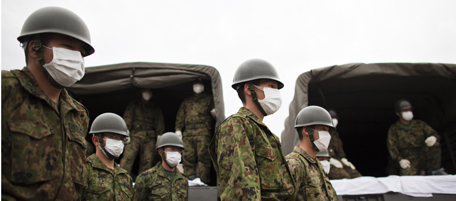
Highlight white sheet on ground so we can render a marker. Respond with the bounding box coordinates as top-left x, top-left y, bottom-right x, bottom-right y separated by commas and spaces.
331, 175, 456, 197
